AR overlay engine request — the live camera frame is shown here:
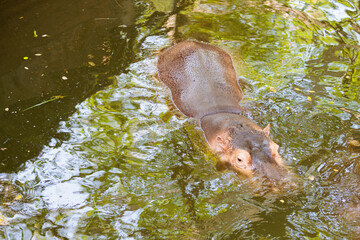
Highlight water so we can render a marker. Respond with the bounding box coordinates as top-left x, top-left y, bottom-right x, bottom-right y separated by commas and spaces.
0, 0, 360, 239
